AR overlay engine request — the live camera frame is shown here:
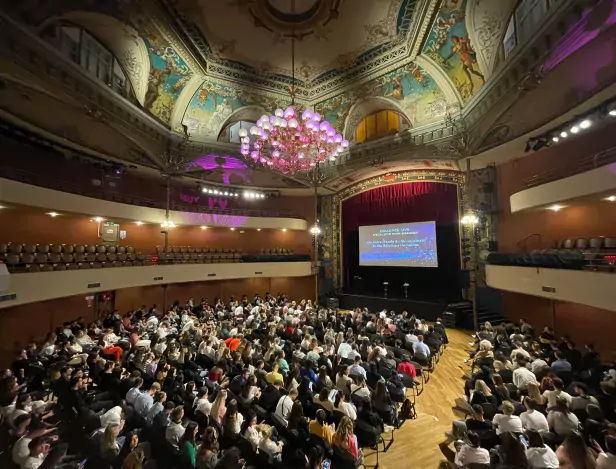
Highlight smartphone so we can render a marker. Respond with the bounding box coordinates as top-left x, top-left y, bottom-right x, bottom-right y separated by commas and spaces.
323, 459, 331, 469
519, 435, 529, 448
